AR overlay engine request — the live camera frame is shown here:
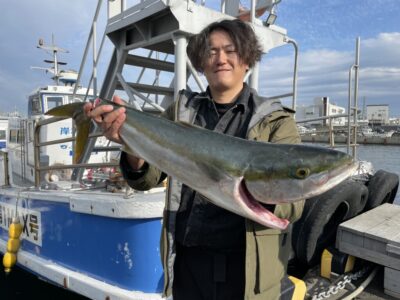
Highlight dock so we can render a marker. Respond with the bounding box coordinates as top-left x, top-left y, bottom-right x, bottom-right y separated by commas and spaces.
301, 134, 400, 145
337, 203, 400, 298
